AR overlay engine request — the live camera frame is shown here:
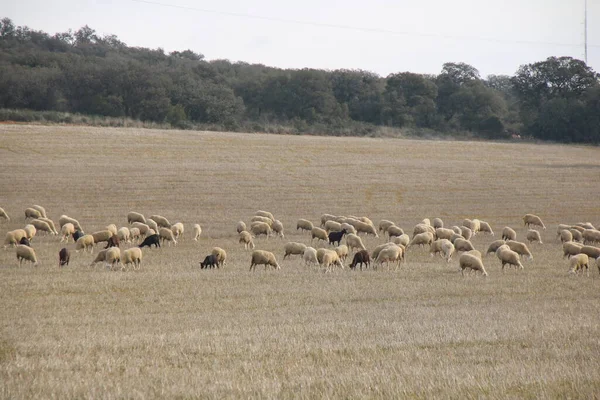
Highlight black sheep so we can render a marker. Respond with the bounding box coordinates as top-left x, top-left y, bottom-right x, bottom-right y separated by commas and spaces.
59, 247, 70, 267
328, 229, 347, 246
349, 250, 371, 270
200, 254, 219, 269
139, 234, 161, 248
